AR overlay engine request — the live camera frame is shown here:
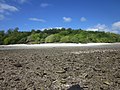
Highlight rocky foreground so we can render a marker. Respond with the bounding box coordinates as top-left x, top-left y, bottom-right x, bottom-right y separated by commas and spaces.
0, 45, 120, 90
